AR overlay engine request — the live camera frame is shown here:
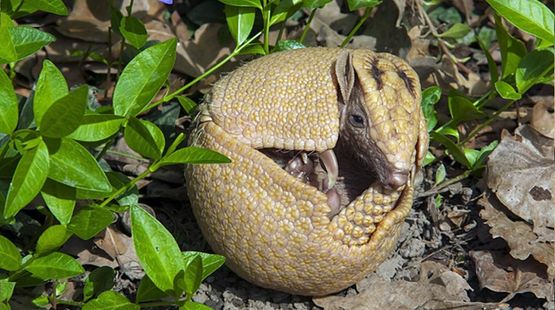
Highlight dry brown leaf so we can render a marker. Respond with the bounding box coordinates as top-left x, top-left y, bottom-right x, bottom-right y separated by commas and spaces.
531, 100, 555, 139
478, 195, 555, 278
313, 262, 485, 310
470, 250, 554, 302
429, 55, 489, 96
487, 125, 554, 233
